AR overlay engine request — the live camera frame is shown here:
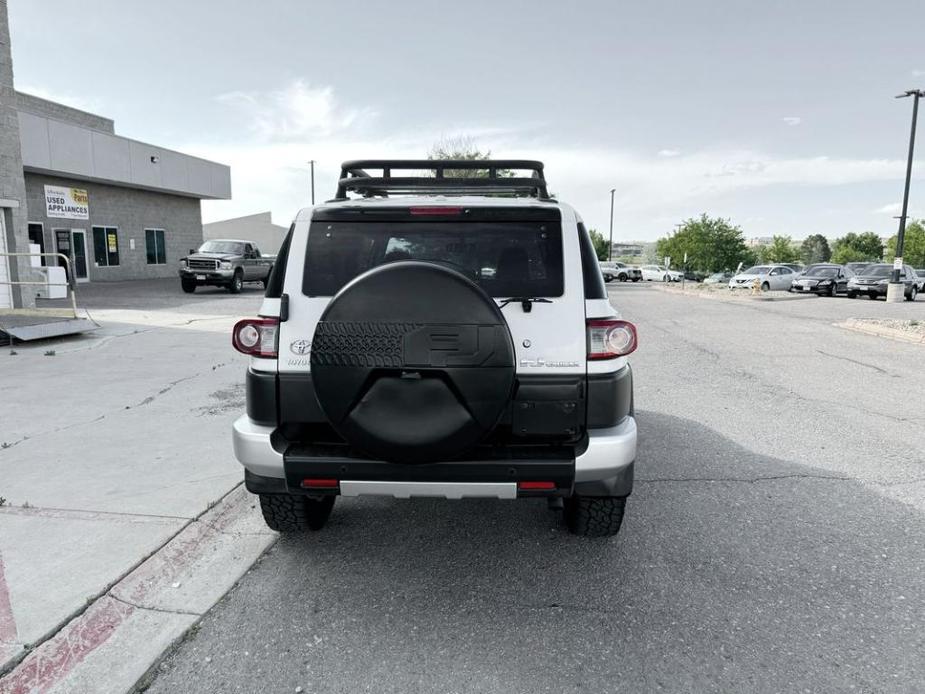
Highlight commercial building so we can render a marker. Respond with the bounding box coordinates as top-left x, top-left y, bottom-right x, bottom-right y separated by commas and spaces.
203, 211, 288, 255
0, 1, 230, 309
